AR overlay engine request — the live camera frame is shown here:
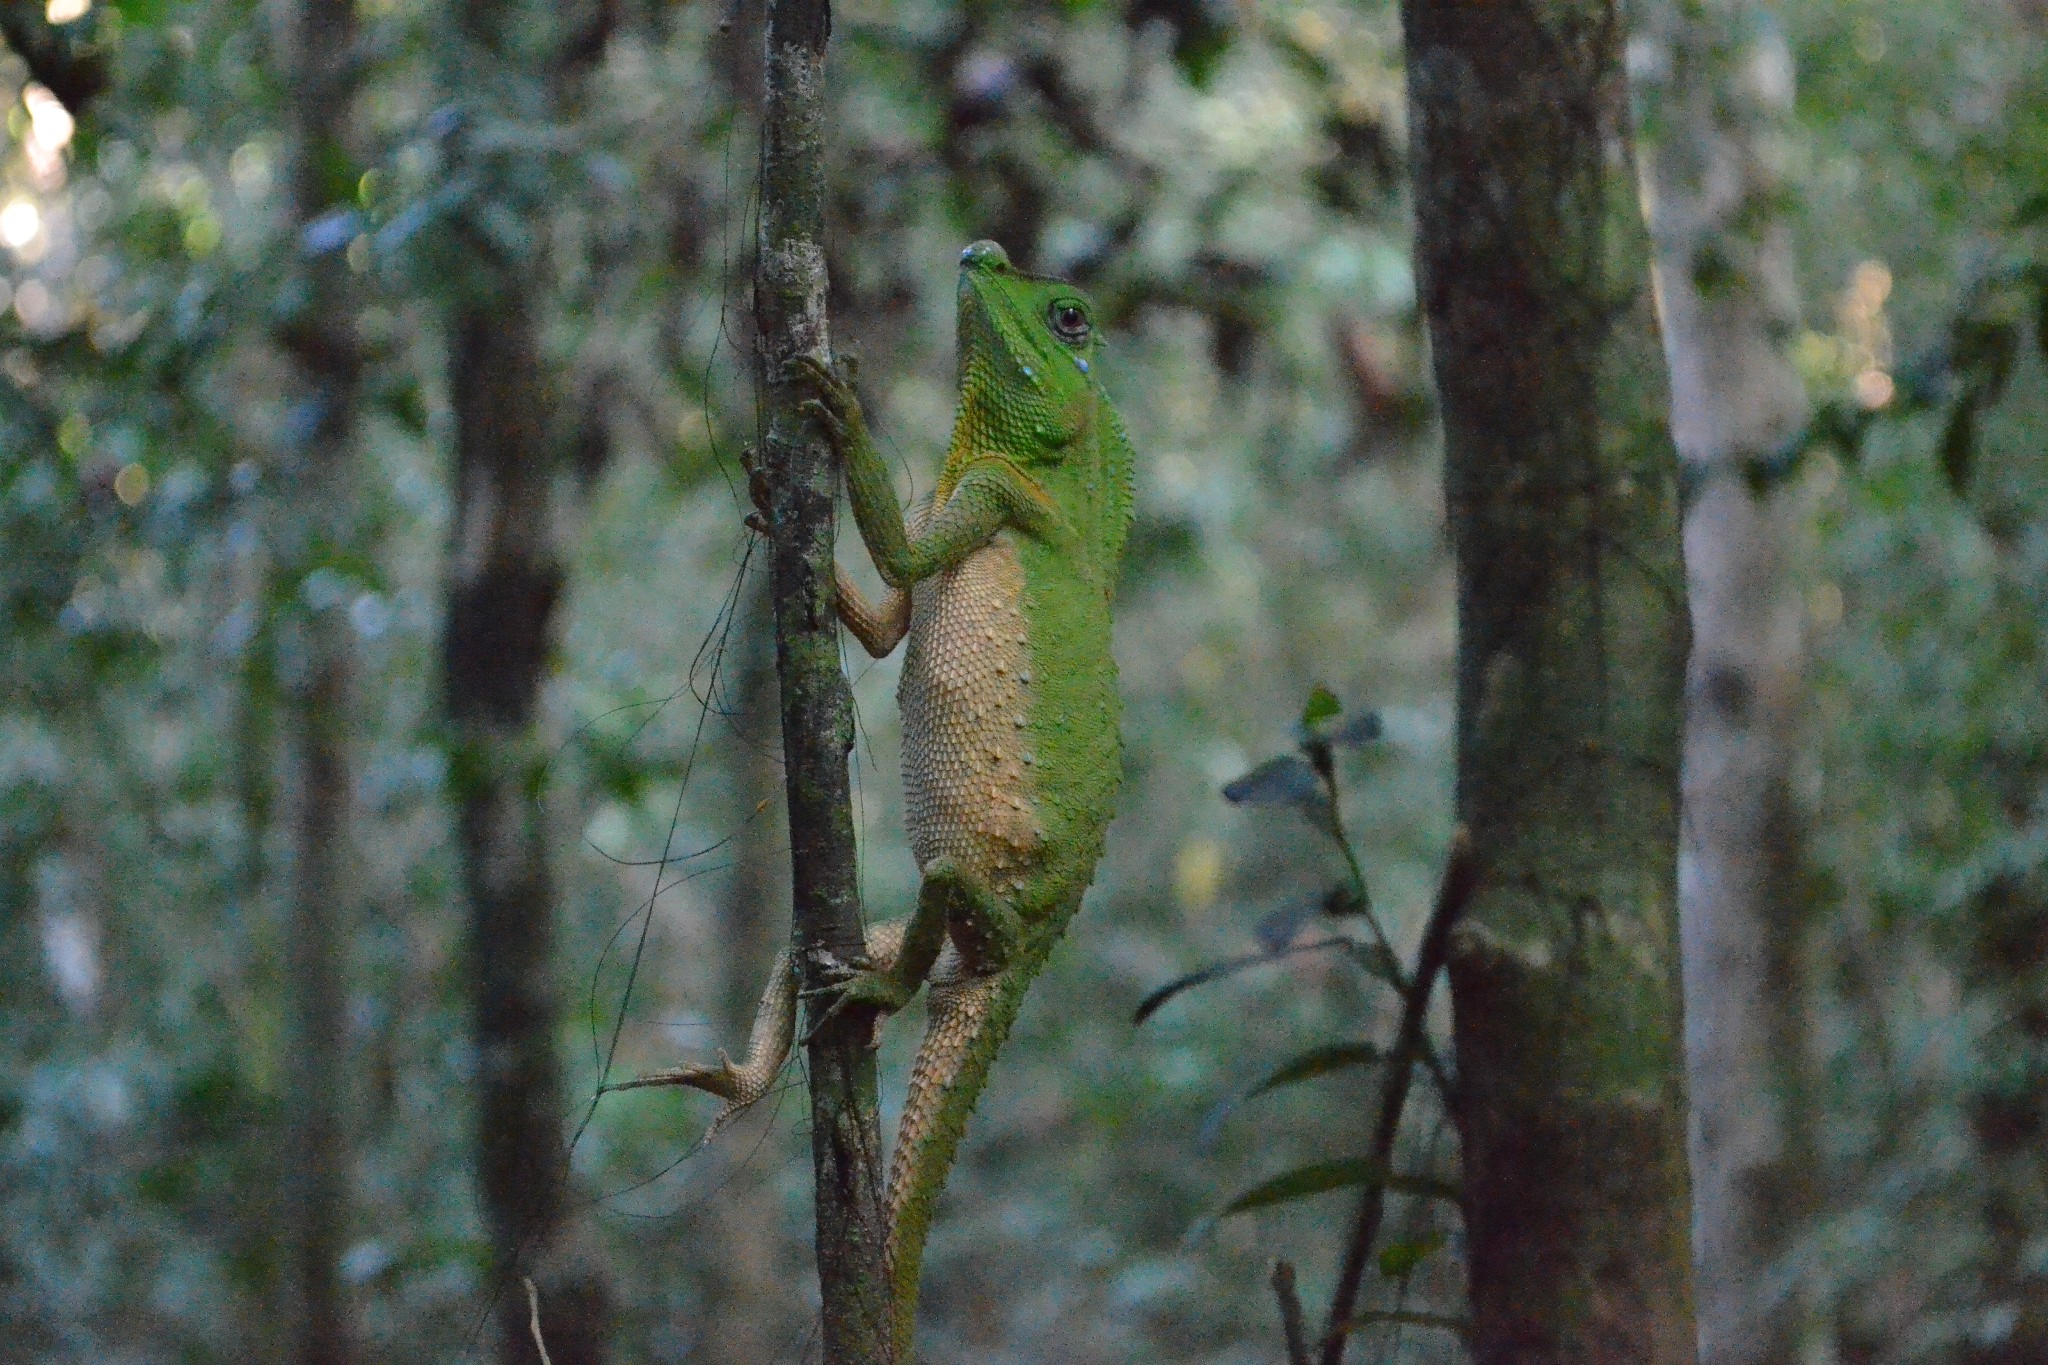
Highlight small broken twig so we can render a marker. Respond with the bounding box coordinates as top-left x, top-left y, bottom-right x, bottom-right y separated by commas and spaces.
522, 1276, 554, 1365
